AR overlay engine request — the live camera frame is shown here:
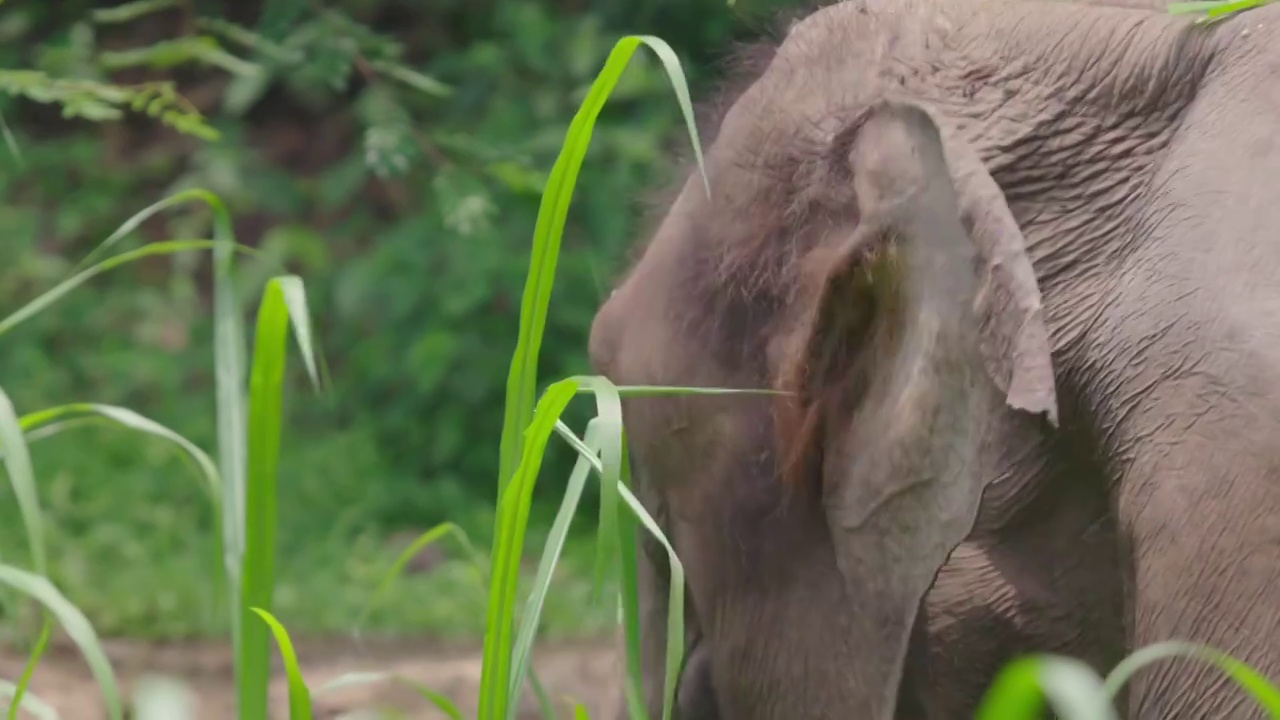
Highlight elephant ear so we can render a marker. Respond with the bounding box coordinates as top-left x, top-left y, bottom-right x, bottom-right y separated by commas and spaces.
770, 99, 1057, 718
949, 137, 1059, 426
